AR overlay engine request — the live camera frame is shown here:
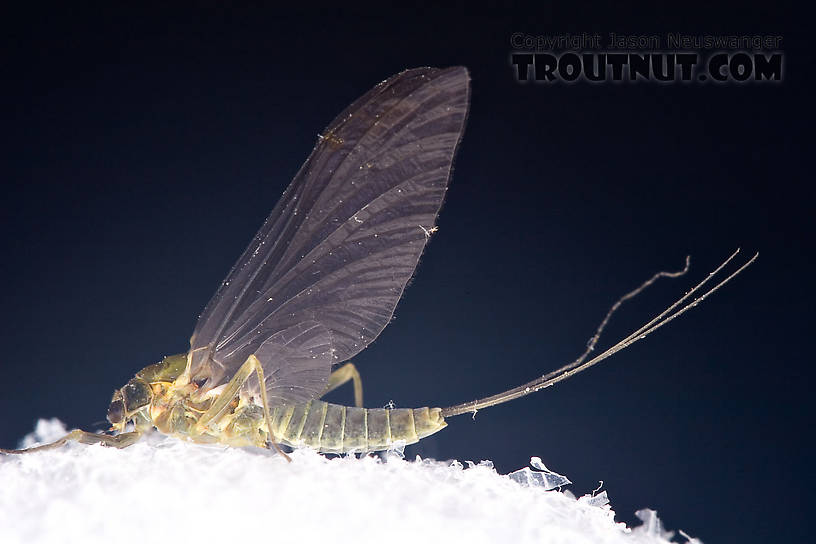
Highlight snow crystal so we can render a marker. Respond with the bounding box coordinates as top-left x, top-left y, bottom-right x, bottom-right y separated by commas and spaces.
0, 419, 701, 544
